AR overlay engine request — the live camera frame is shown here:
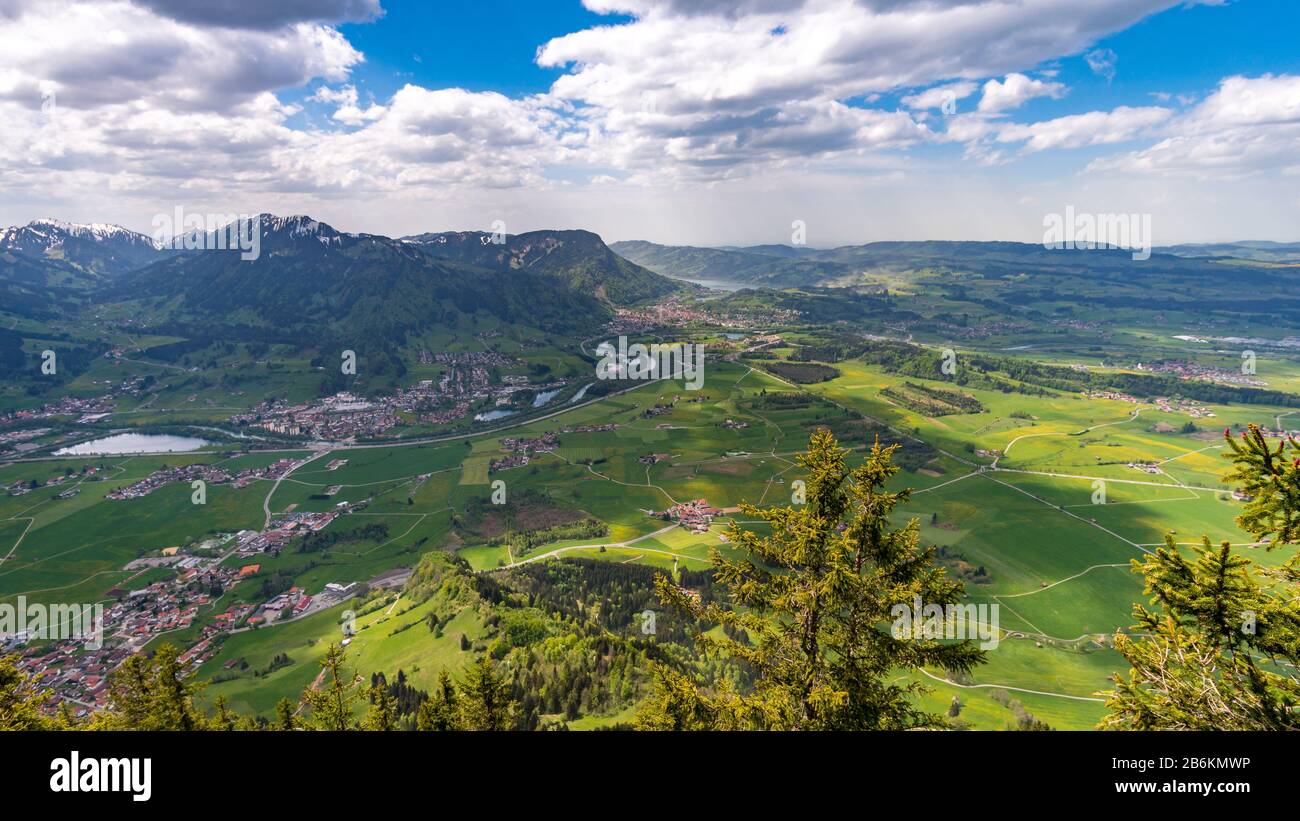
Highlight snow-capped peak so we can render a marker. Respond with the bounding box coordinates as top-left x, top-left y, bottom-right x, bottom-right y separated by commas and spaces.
26, 218, 151, 244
